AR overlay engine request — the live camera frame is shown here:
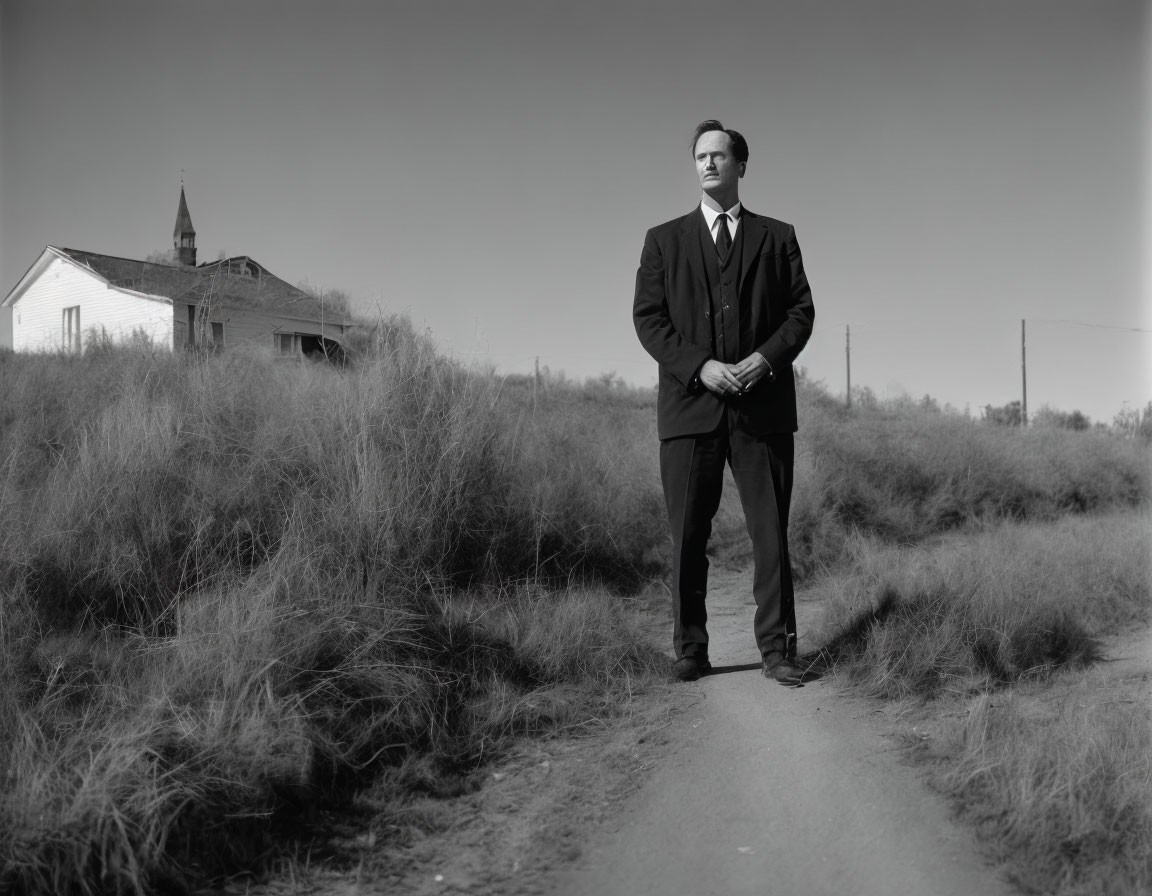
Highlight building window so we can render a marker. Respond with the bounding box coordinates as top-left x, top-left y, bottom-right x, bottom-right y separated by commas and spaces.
62, 306, 81, 351
210, 321, 224, 347
275, 333, 297, 354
